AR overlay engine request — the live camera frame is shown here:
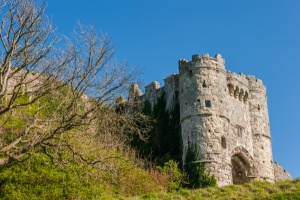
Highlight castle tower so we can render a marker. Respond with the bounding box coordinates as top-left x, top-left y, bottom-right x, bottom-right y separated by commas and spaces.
179, 54, 234, 186
248, 76, 274, 182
